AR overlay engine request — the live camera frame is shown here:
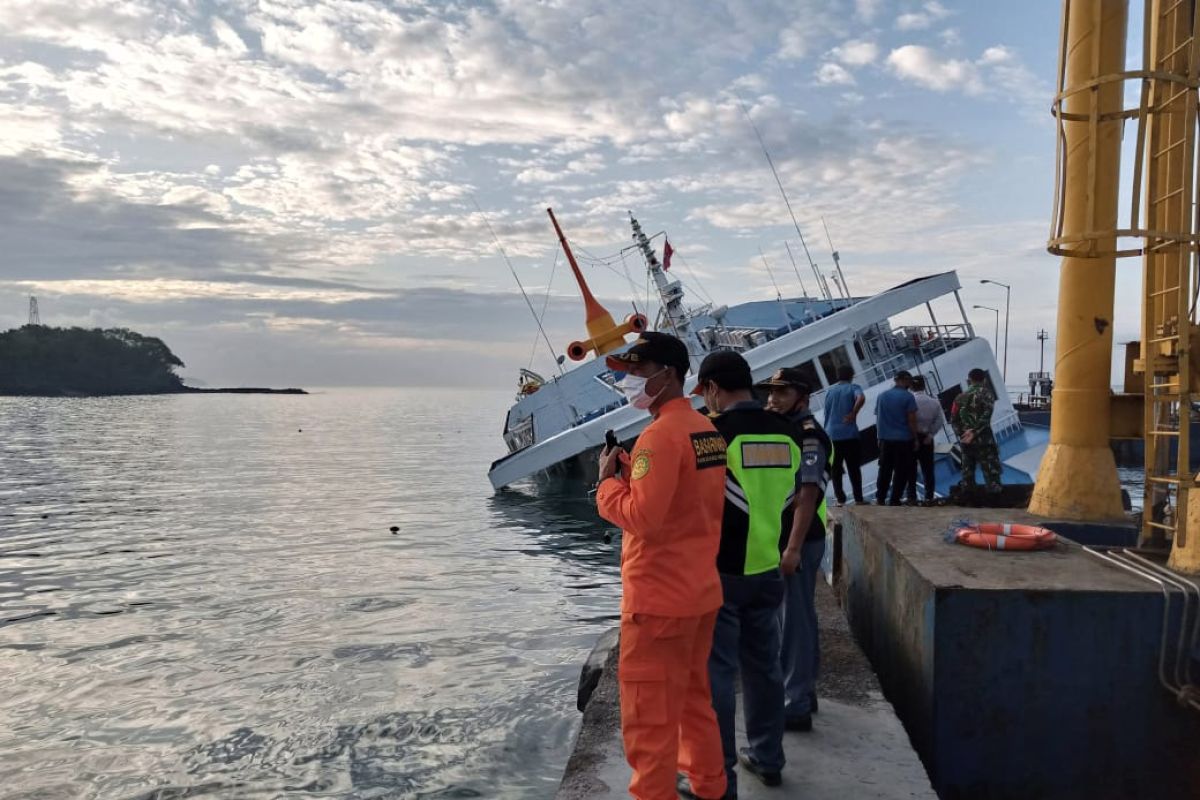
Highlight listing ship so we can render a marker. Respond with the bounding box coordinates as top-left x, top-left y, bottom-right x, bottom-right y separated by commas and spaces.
488, 211, 1048, 497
